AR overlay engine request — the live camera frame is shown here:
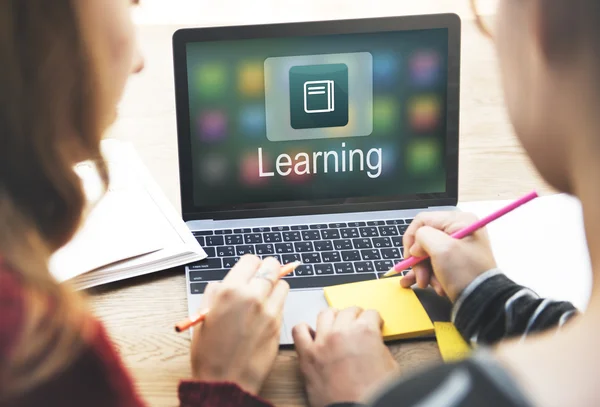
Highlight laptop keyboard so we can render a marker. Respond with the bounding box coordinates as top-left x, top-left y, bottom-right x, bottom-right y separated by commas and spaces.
188, 219, 413, 294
